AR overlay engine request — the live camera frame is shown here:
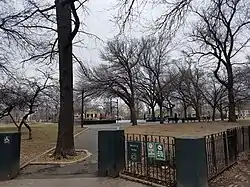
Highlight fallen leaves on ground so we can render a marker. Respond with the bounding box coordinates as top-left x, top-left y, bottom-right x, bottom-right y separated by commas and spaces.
209, 152, 250, 187
32, 150, 87, 164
